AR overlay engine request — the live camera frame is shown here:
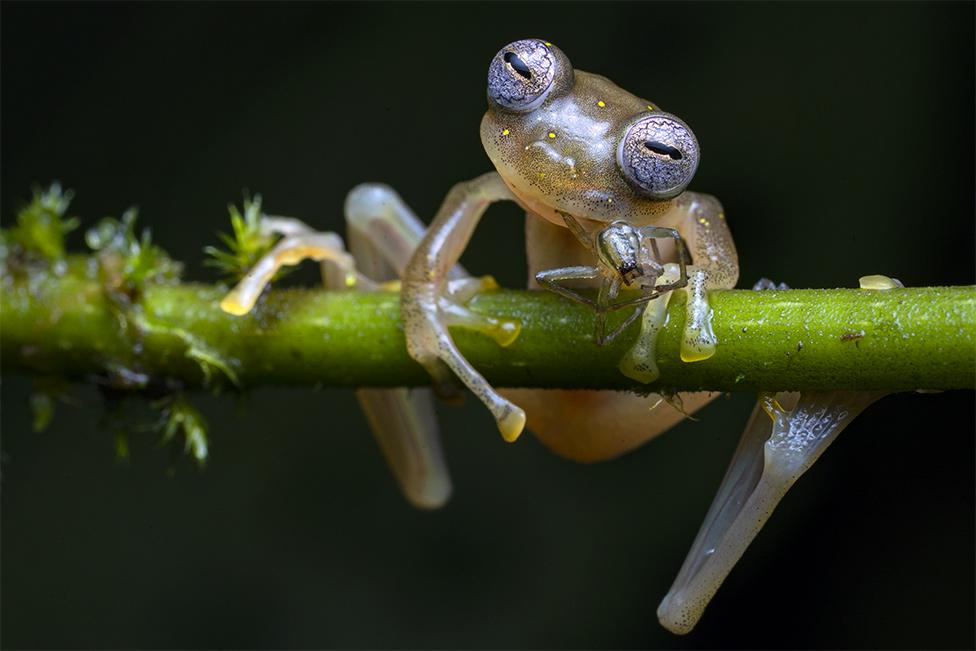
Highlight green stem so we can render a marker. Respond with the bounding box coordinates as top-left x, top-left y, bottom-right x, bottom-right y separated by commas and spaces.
2, 261, 974, 392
